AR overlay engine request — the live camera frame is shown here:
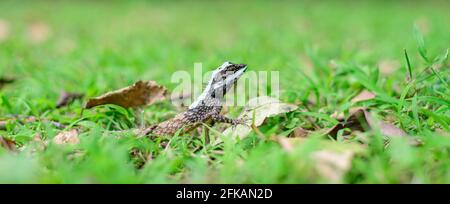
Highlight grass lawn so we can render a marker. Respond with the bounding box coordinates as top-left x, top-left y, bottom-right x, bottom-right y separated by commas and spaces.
0, 0, 449, 184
